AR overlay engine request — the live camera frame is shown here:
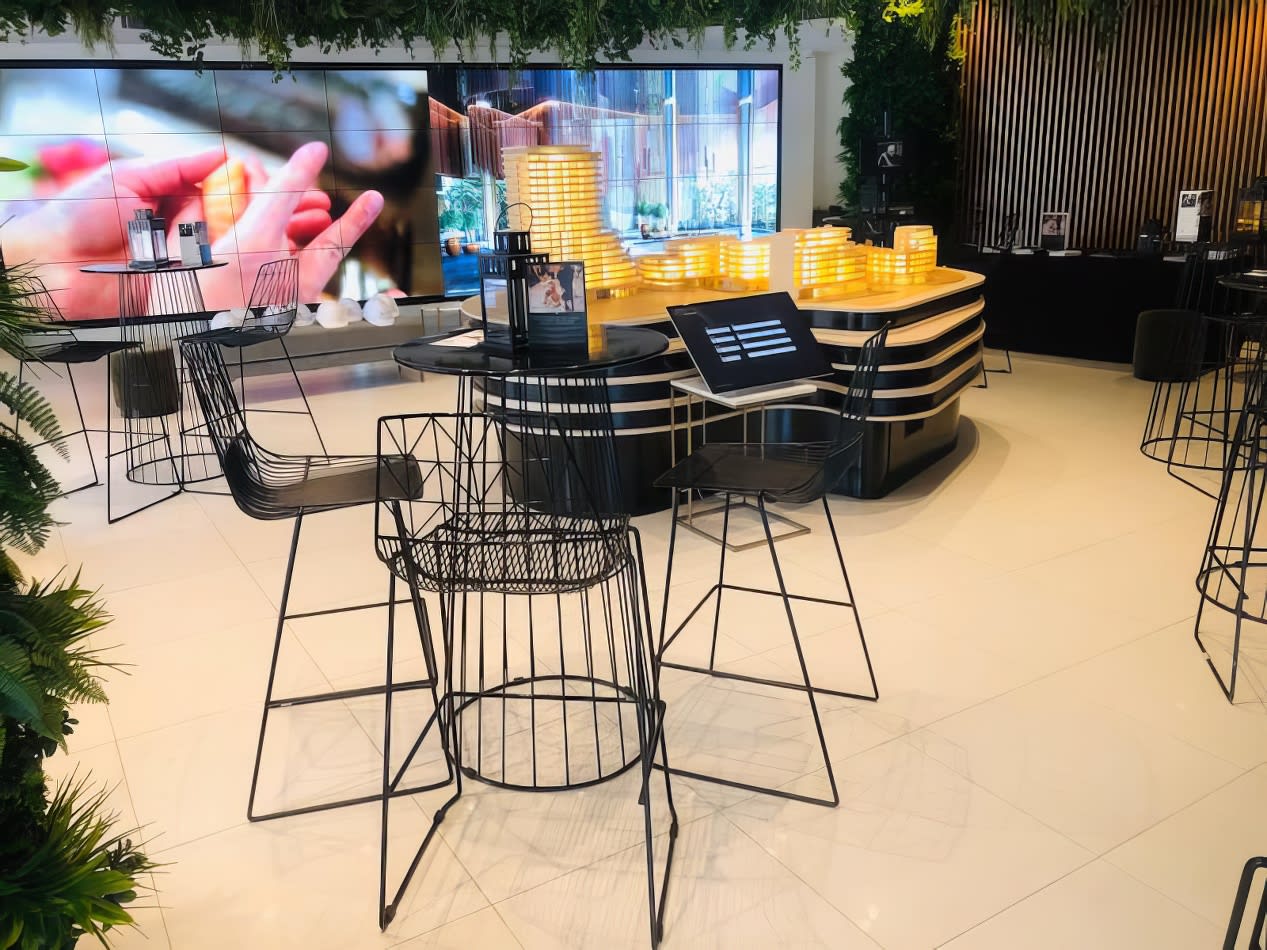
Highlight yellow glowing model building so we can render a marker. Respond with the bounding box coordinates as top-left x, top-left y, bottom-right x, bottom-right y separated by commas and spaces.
866, 224, 938, 286
502, 145, 640, 293
793, 226, 868, 299
636, 236, 732, 288
719, 238, 772, 291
